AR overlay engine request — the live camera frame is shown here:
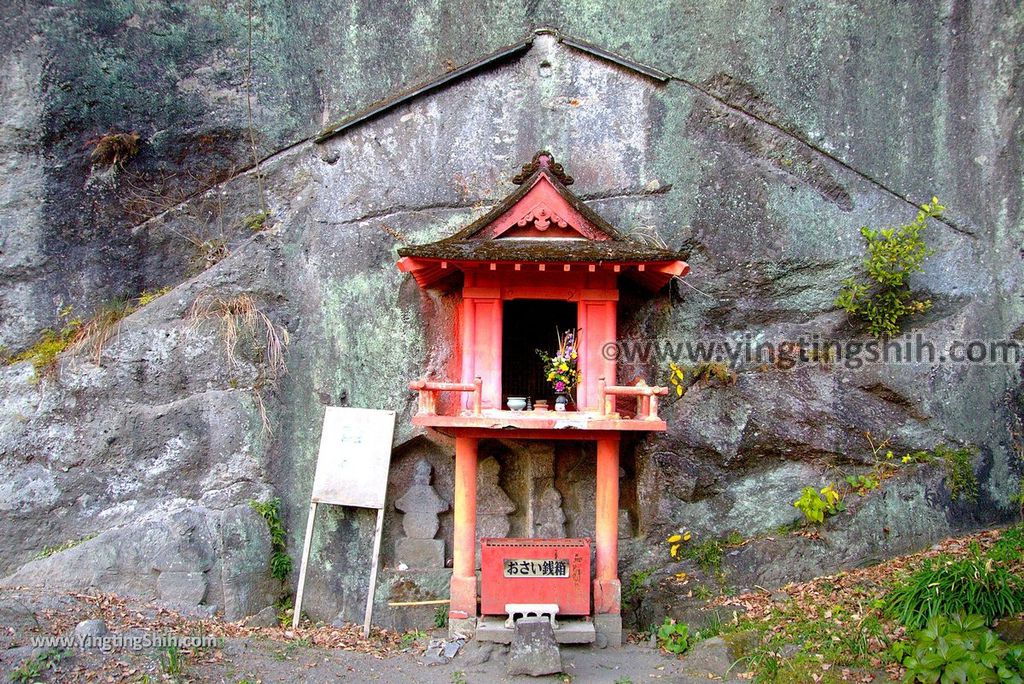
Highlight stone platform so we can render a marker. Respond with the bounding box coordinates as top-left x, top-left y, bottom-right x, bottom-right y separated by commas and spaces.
475, 615, 596, 644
